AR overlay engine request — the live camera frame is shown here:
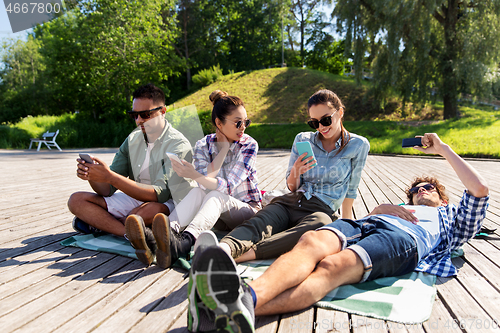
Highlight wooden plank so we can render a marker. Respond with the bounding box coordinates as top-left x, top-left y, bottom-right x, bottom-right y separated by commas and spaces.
51, 267, 182, 333
461, 243, 500, 291
128, 280, 189, 333
315, 308, 350, 333
90, 268, 186, 332
0, 252, 121, 330
256, 315, 280, 333
451, 256, 500, 323
436, 276, 497, 333
277, 308, 315, 333
14, 256, 138, 333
